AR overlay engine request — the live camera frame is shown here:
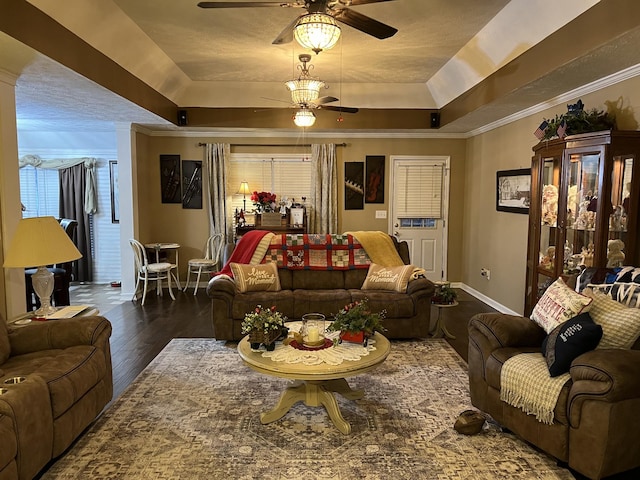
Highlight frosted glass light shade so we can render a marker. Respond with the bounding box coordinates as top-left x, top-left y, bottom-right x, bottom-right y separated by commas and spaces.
293, 109, 316, 127
294, 14, 341, 54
